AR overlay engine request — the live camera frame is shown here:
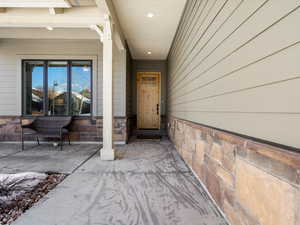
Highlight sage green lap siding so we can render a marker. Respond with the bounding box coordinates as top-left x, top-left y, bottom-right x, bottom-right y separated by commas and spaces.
167, 0, 300, 148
